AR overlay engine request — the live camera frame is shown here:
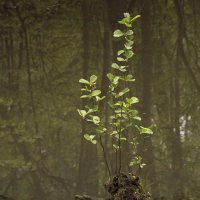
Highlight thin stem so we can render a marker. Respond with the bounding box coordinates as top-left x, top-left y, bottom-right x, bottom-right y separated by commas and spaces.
118, 105, 122, 174
115, 148, 118, 174
91, 85, 111, 177
118, 133, 121, 174
99, 136, 111, 178
114, 112, 118, 174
